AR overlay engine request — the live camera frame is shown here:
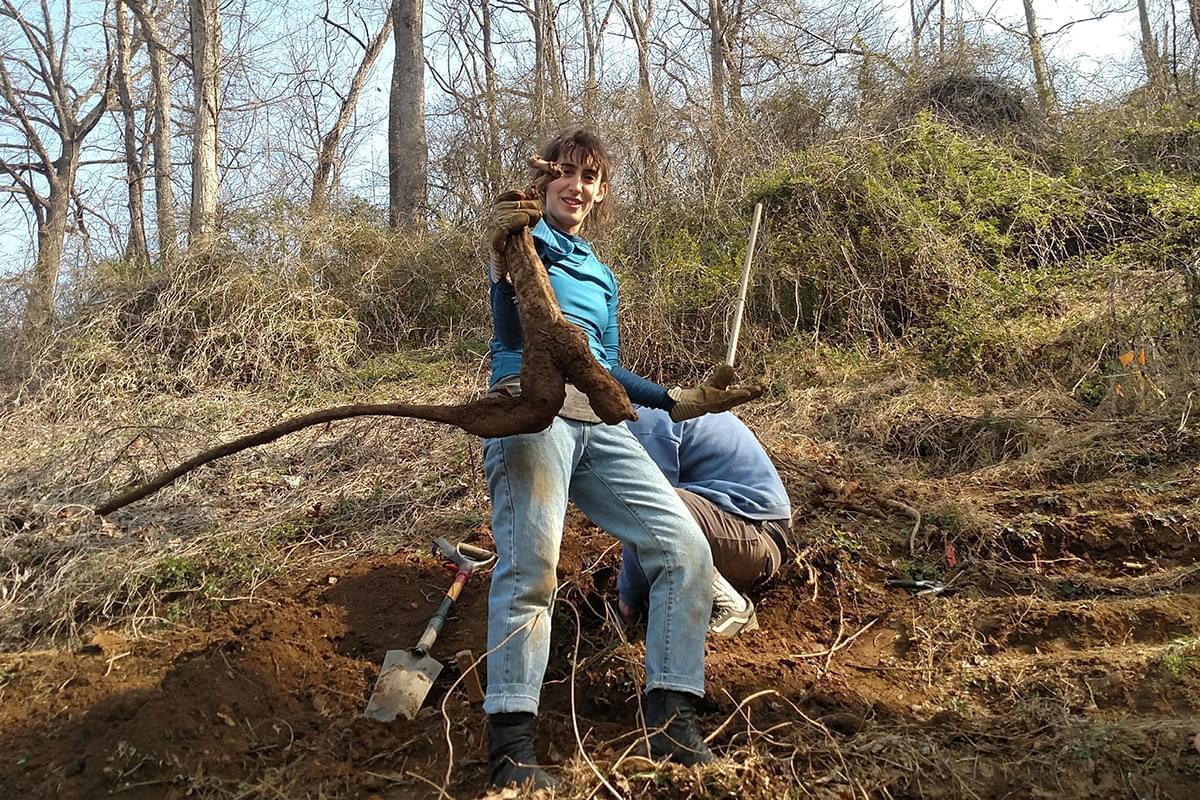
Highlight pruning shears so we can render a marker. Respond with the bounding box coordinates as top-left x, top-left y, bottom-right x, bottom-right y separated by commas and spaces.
886, 578, 953, 597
